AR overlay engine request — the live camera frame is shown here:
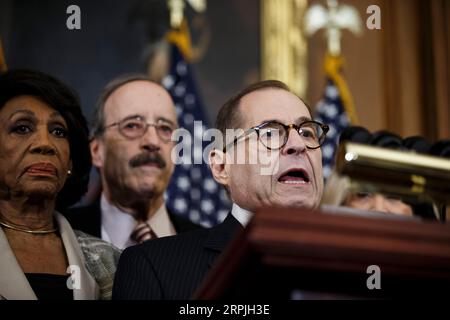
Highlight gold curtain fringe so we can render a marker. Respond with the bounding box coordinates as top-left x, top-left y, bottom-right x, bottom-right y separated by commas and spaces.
0, 37, 7, 73
165, 20, 194, 62
324, 54, 359, 125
